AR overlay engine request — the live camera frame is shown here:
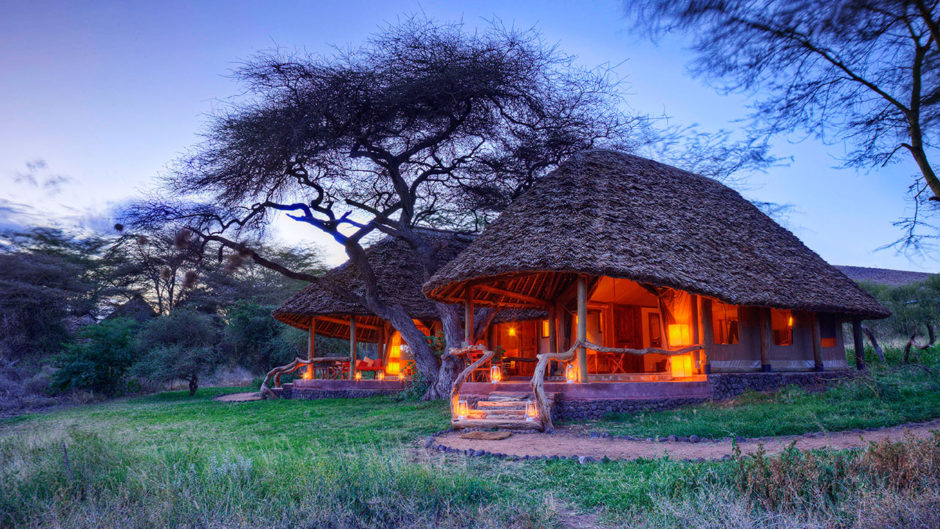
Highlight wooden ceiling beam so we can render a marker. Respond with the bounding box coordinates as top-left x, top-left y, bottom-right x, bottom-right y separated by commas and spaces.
474, 284, 552, 308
